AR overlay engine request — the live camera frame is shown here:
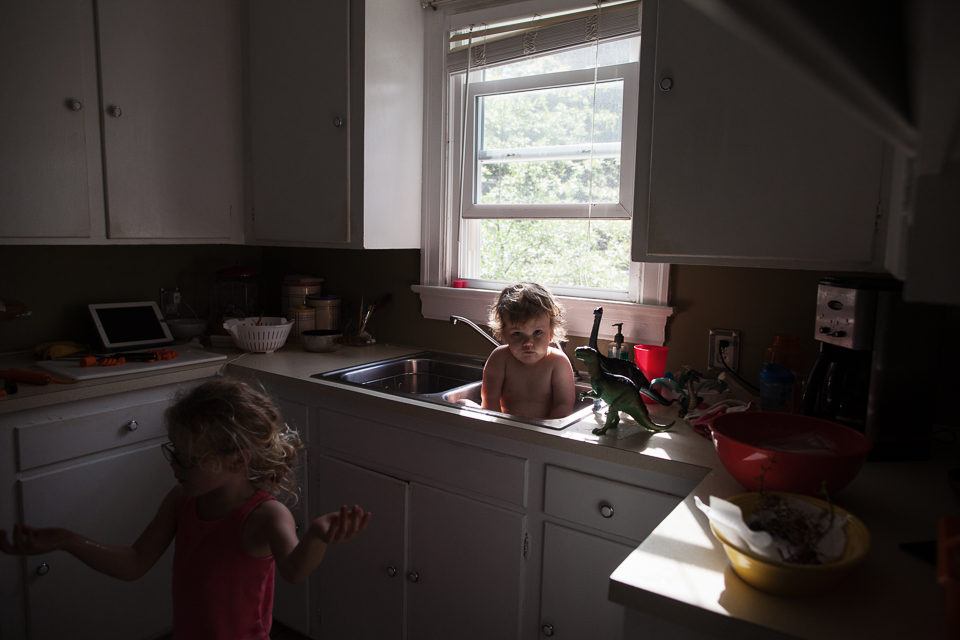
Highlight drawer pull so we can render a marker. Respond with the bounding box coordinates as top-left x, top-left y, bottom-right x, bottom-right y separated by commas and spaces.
599, 503, 615, 518
542, 623, 555, 636
125, 419, 138, 432
387, 566, 397, 577
36, 563, 50, 576
407, 571, 419, 583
